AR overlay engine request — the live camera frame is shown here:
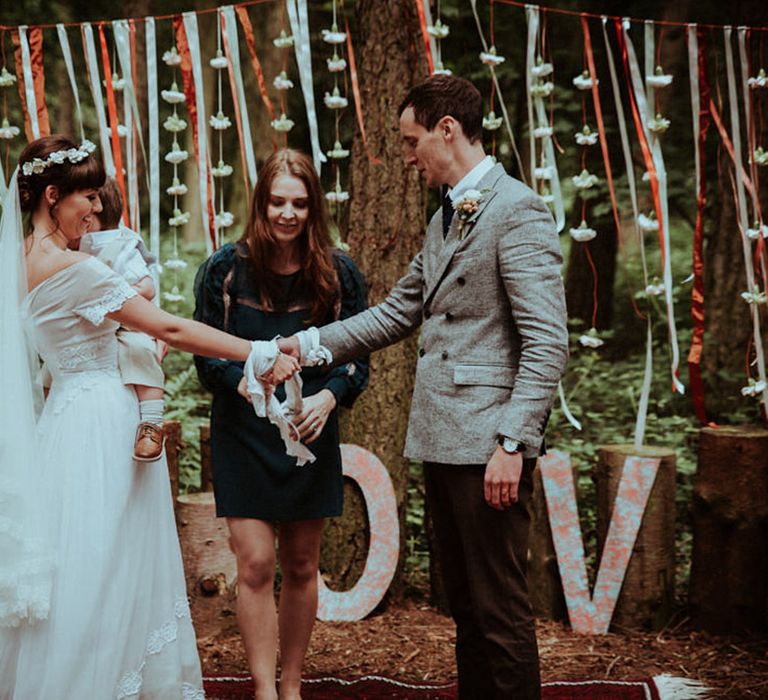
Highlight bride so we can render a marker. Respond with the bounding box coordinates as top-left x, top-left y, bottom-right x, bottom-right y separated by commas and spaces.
0, 135, 298, 699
